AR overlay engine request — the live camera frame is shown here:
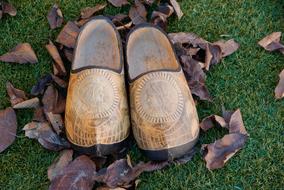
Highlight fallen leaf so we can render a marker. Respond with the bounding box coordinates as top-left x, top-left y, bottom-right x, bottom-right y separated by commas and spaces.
80, 4, 107, 19
110, 14, 129, 25
42, 85, 66, 114
56, 21, 80, 48
31, 74, 53, 96
45, 112, 64, 135
116, 21, 132, 30
169, 0, 183, 20
23, 121, 70, 151
46, 40, 66, 76
6, 81, 28, 106
47, 4, 63, 29
168, 32, 208, 47
49, 155, 96, 190
180, 55, 212, 101
62, 47, 73, 62
201, 108, 249, 170
0, 107, 17, 153
13, 97, 40, 109
32, 107, 46, 122
108, 0, 129, 7
142, 0, 155, 5
151, 11, 168, 30
0, 43, 38, 64
51, 74, 68, 88
258, 32, 283, 52
1, 1, 17, 17
213, 39, 240, 57
200, 115, 227, 131
275, 69, 284, 99
48, 149, 73, 181
204, 43, 222, 70
94, 158, 168, 188
129, 0, 147, 25
202, 133, 248, 170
